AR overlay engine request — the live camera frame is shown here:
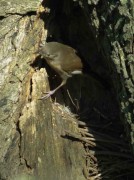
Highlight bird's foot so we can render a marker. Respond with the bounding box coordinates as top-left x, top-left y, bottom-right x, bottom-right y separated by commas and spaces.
39, 90, 55, 100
